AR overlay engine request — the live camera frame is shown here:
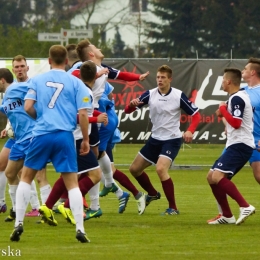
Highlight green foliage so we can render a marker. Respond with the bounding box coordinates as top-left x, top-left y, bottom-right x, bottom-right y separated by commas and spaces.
147, 0, 260, 58
146, 1, 203, 58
